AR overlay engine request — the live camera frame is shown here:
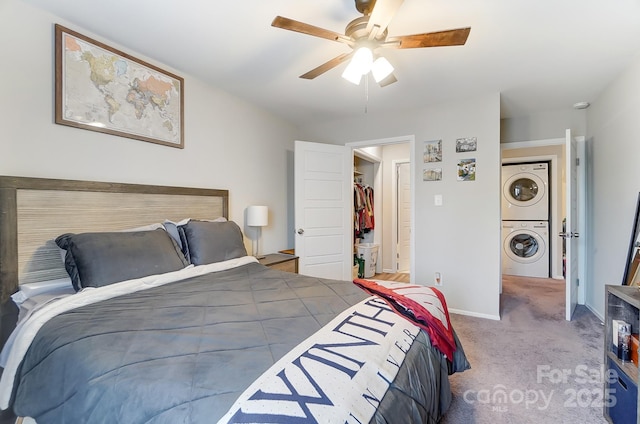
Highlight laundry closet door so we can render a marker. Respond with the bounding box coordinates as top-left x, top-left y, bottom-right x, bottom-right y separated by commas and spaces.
564, 130, 579, 320
294, 141, 352, 280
